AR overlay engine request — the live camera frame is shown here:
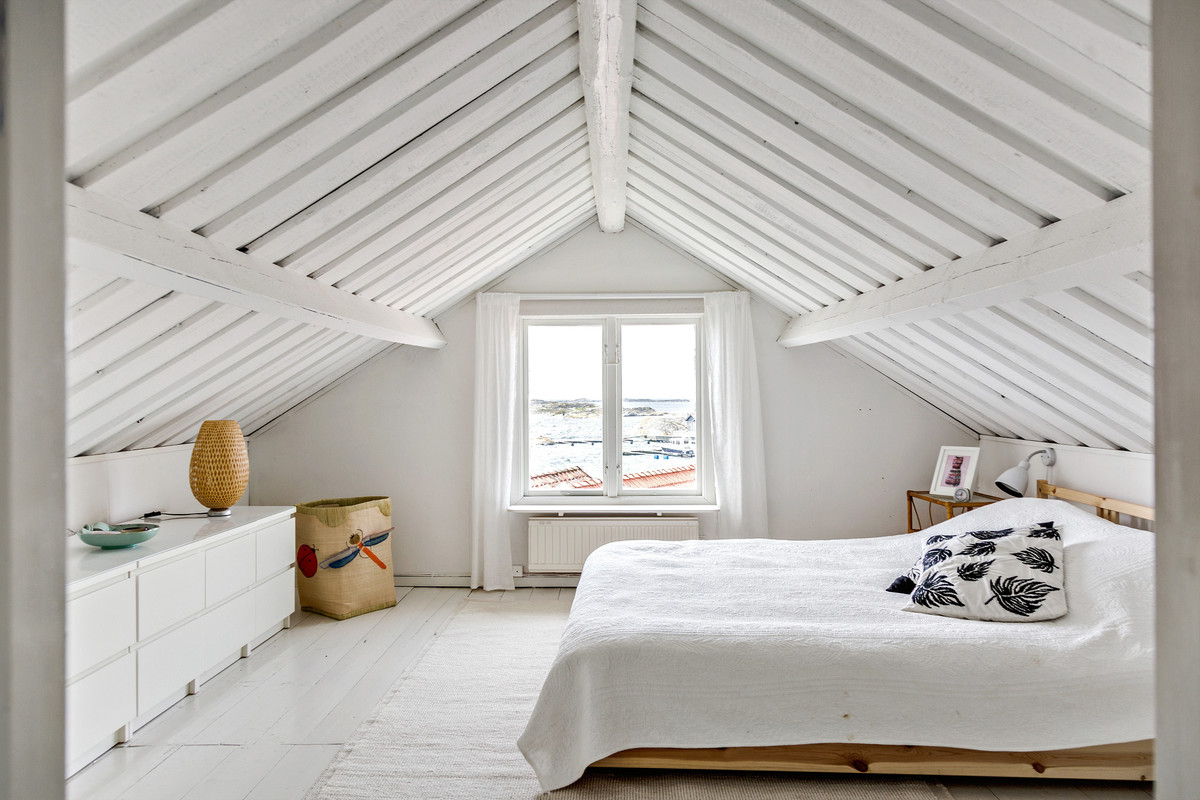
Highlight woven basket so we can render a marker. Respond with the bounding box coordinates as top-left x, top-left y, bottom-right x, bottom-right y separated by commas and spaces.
189, 420, 249, 511
295, 497, 396, 620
